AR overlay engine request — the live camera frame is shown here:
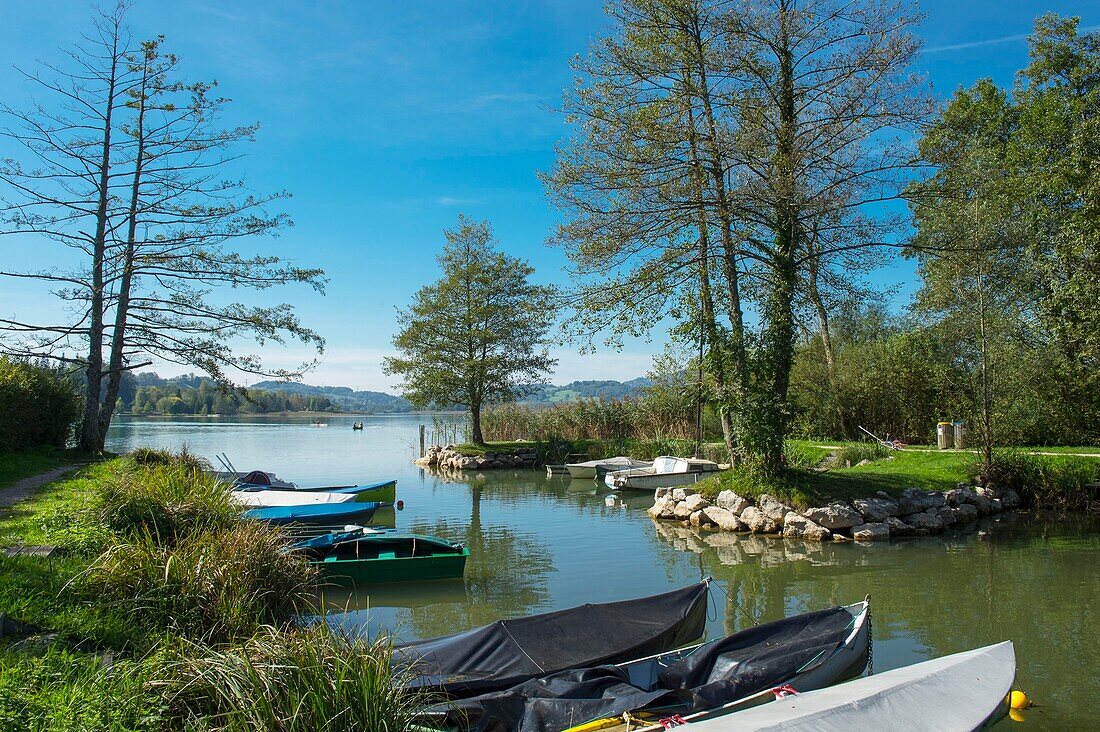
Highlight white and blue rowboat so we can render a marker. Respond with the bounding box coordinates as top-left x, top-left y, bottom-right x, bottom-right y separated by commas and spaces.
244, 500, 387, 526
231, 479, 396, 508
